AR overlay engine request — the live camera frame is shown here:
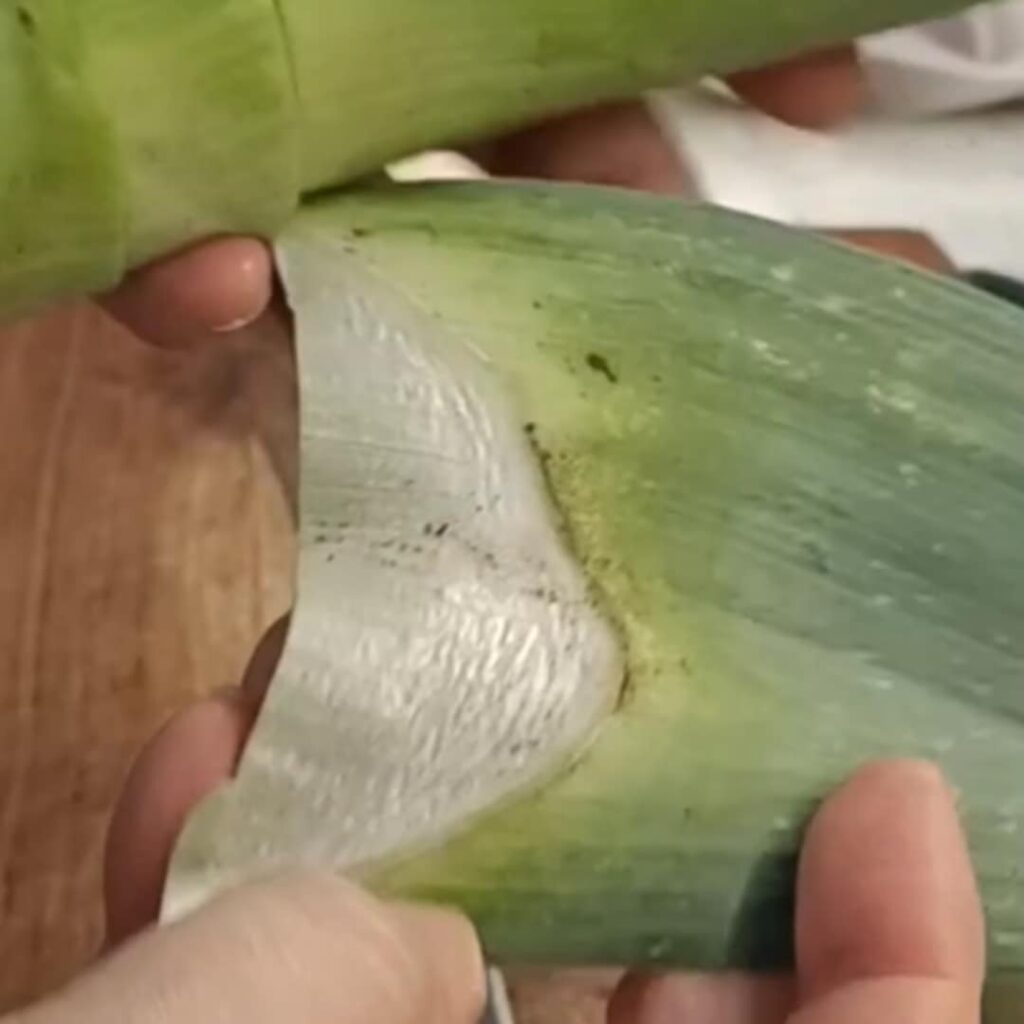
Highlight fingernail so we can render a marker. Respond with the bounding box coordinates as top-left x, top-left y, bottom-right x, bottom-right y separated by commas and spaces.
212, 312, 261, 333
183, 237, 273, 335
